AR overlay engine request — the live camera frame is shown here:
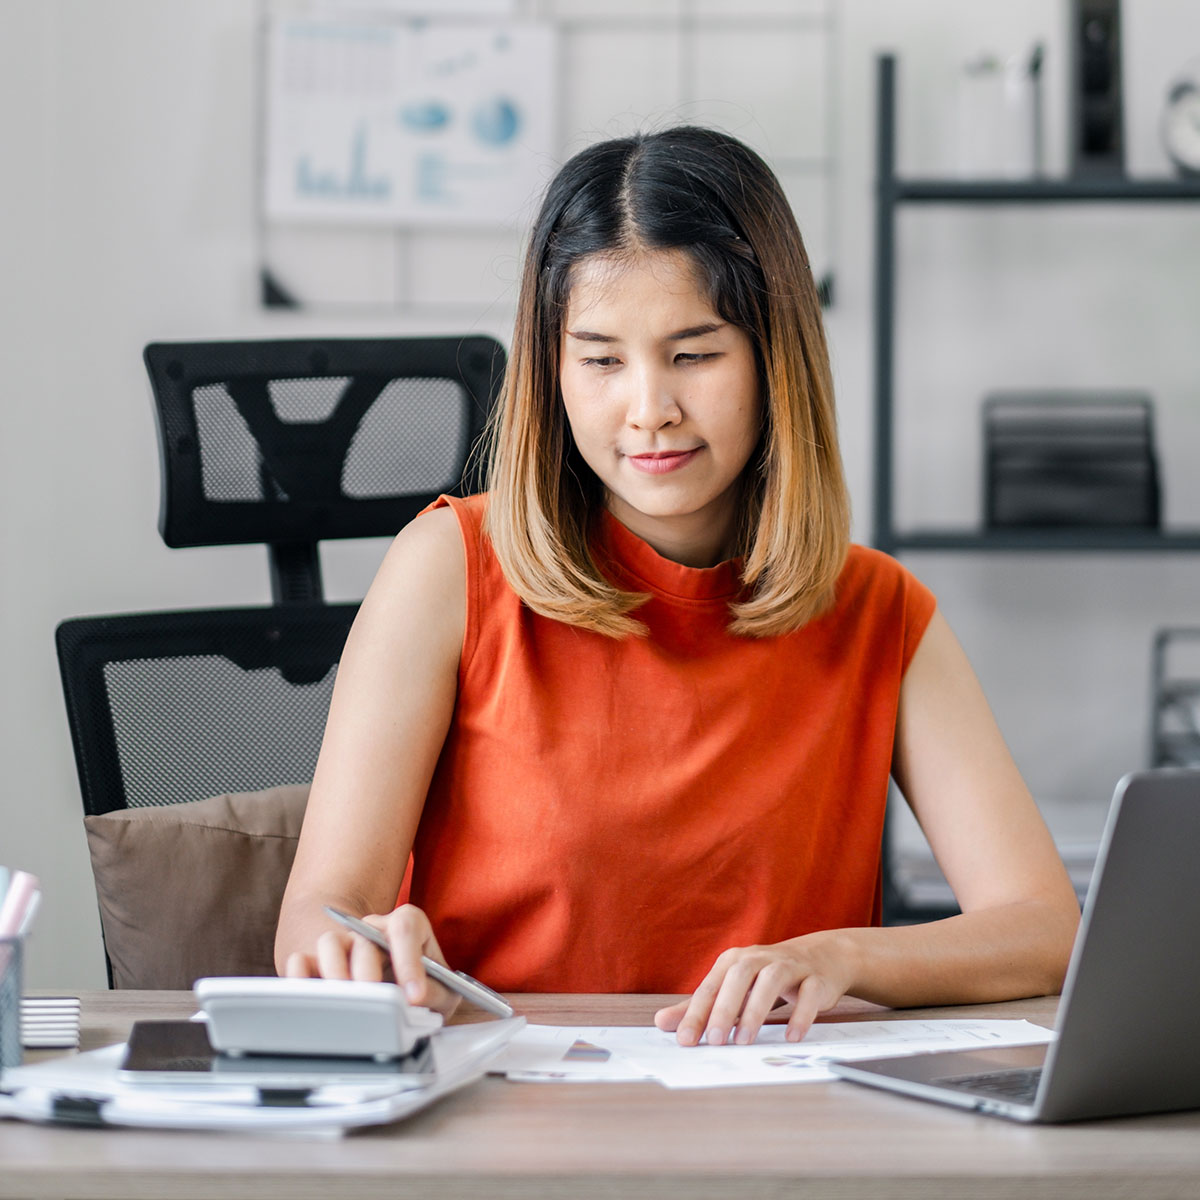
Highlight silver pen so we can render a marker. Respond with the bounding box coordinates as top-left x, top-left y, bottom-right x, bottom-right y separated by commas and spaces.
322, 906, 514, 1018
